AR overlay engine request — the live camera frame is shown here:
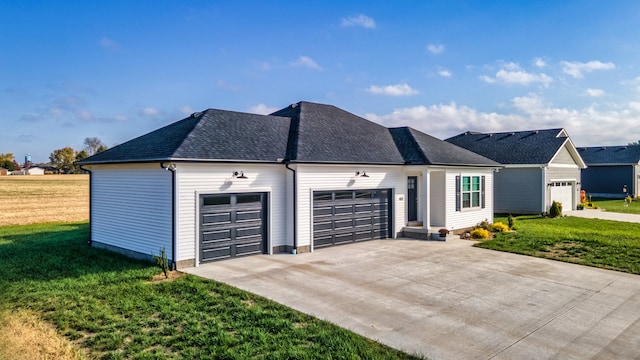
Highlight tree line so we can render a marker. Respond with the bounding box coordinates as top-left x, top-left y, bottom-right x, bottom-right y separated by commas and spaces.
0, 137, 108, 174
